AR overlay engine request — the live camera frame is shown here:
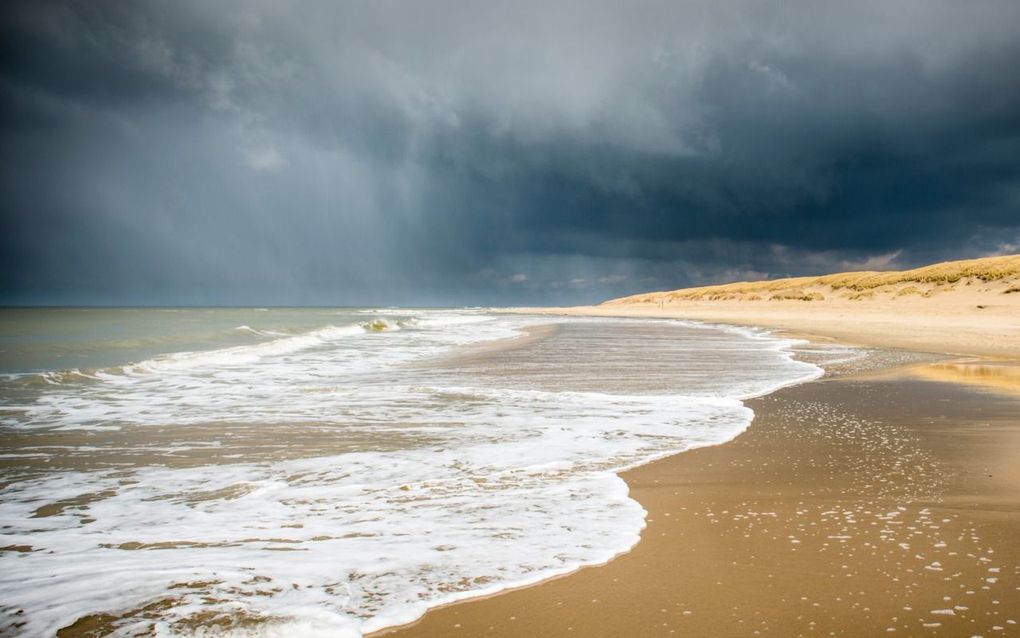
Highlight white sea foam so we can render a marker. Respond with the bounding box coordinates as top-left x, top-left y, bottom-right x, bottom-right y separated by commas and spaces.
122, 323, 370, 374
0, 310, 835, 636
